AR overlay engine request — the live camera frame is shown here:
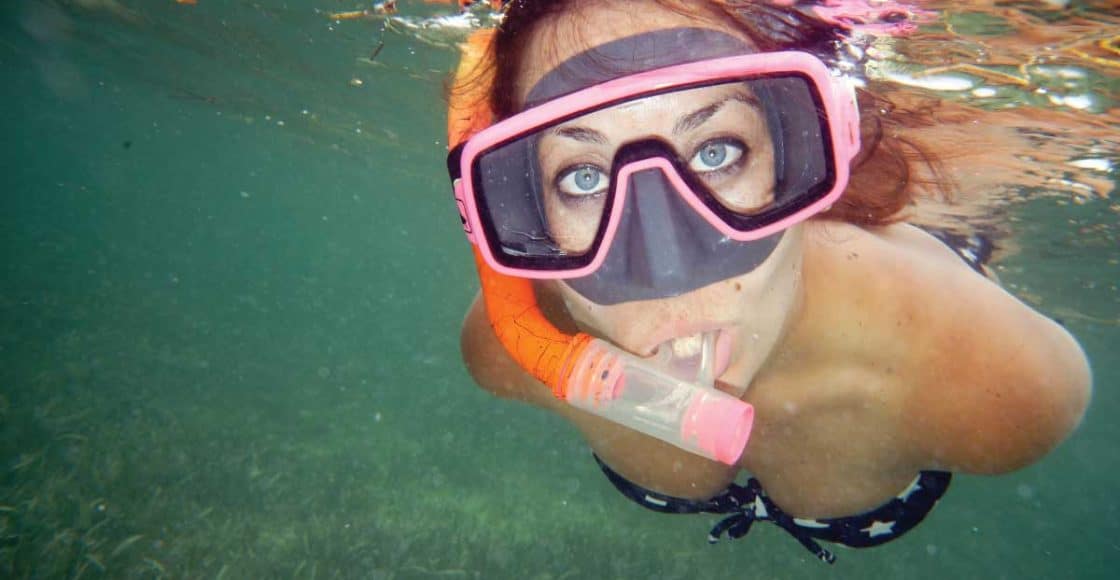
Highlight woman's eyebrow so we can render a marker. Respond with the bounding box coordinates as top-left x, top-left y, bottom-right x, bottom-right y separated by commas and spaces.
674, 91, 762, 135
547, 126, 608, 144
